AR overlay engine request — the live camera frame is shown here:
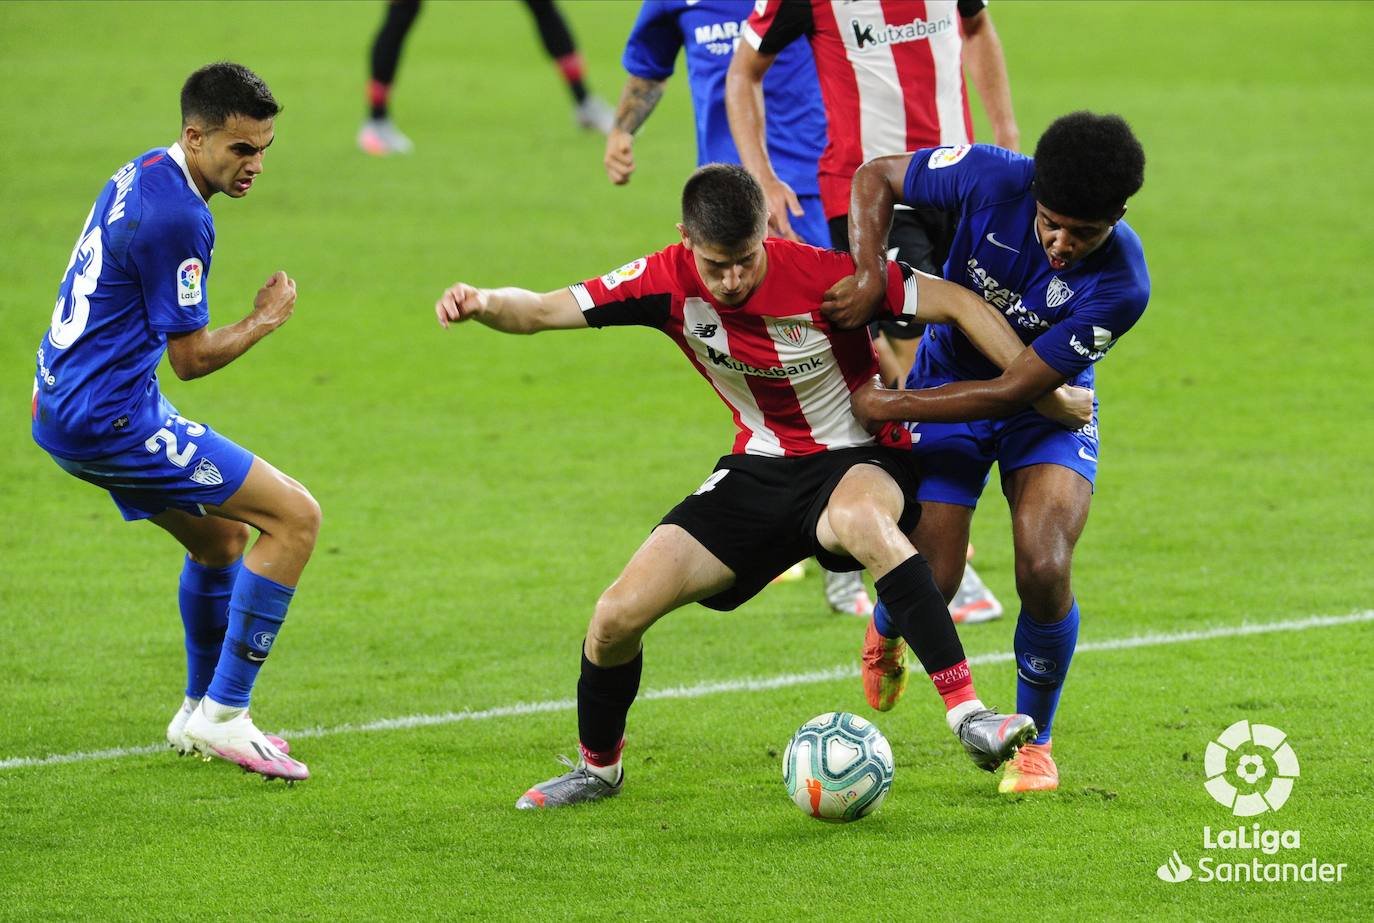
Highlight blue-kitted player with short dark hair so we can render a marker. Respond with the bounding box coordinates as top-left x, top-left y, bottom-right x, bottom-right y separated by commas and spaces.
604, 0, 829, 250
32, 62, 318, 783
825, 111, 1150, 794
